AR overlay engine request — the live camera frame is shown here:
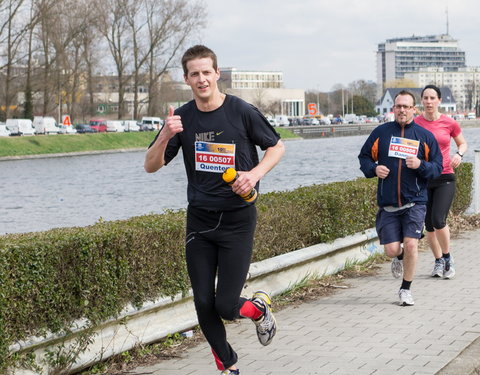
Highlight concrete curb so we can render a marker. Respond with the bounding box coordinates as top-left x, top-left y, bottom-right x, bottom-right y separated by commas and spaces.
11, 228, 380, 375
436, 336, 480, 375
